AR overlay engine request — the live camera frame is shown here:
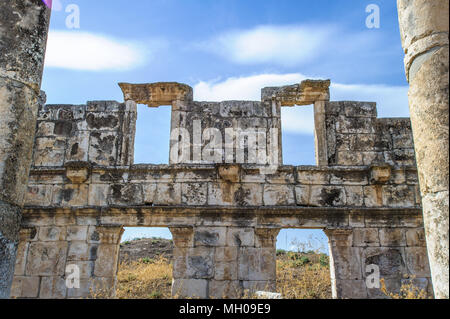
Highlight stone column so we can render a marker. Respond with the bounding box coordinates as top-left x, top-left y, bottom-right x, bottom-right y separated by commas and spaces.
0, 0, 51, 298
397, 0, 449, 299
